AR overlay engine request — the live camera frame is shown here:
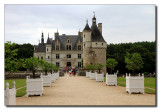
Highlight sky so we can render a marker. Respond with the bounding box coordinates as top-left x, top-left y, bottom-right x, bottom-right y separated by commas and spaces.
5, 5, 155, 45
